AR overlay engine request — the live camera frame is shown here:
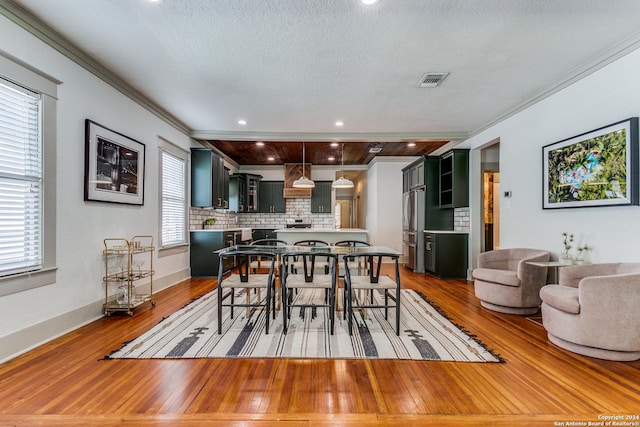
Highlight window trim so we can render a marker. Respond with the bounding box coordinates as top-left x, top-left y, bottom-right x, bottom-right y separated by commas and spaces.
158, 137, 188, 254
0, 51, 57, 297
